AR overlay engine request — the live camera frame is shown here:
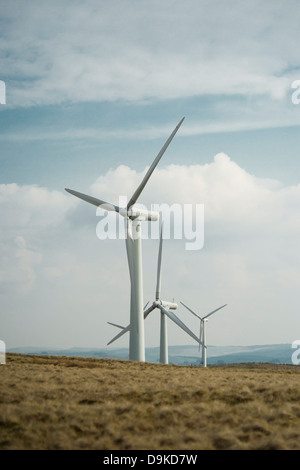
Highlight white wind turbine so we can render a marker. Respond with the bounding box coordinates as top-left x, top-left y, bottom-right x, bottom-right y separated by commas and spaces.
108, 223, 203, 364
180, 301, 227, 367
65, 118, 185, 362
